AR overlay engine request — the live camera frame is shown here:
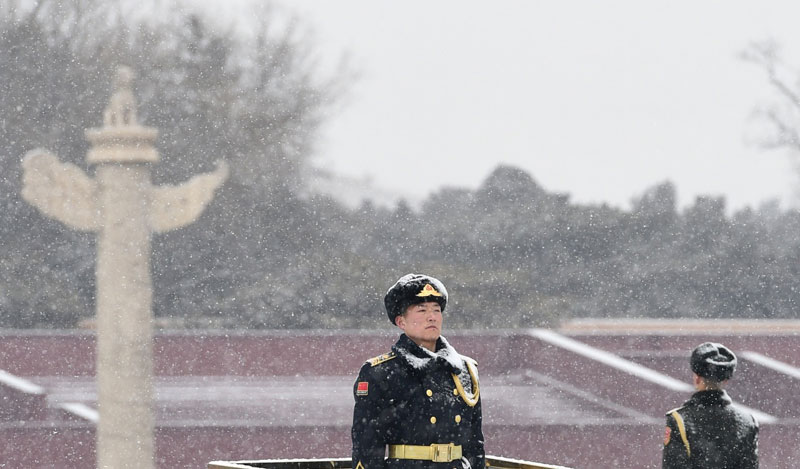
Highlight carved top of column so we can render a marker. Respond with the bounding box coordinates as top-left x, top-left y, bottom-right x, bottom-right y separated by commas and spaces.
85, 66, 159, 164
104, 66, 138, 127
